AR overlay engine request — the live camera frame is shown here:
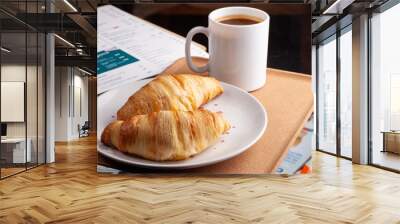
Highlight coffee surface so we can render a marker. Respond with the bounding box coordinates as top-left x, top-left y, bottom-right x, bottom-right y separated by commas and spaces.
218, 15, 262, 25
